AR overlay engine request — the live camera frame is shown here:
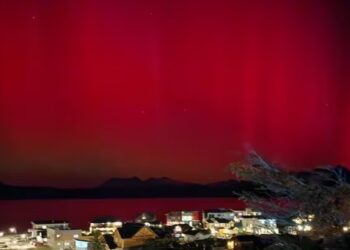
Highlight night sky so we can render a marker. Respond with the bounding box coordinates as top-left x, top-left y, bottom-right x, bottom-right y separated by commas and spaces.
0, 0, 349, 187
